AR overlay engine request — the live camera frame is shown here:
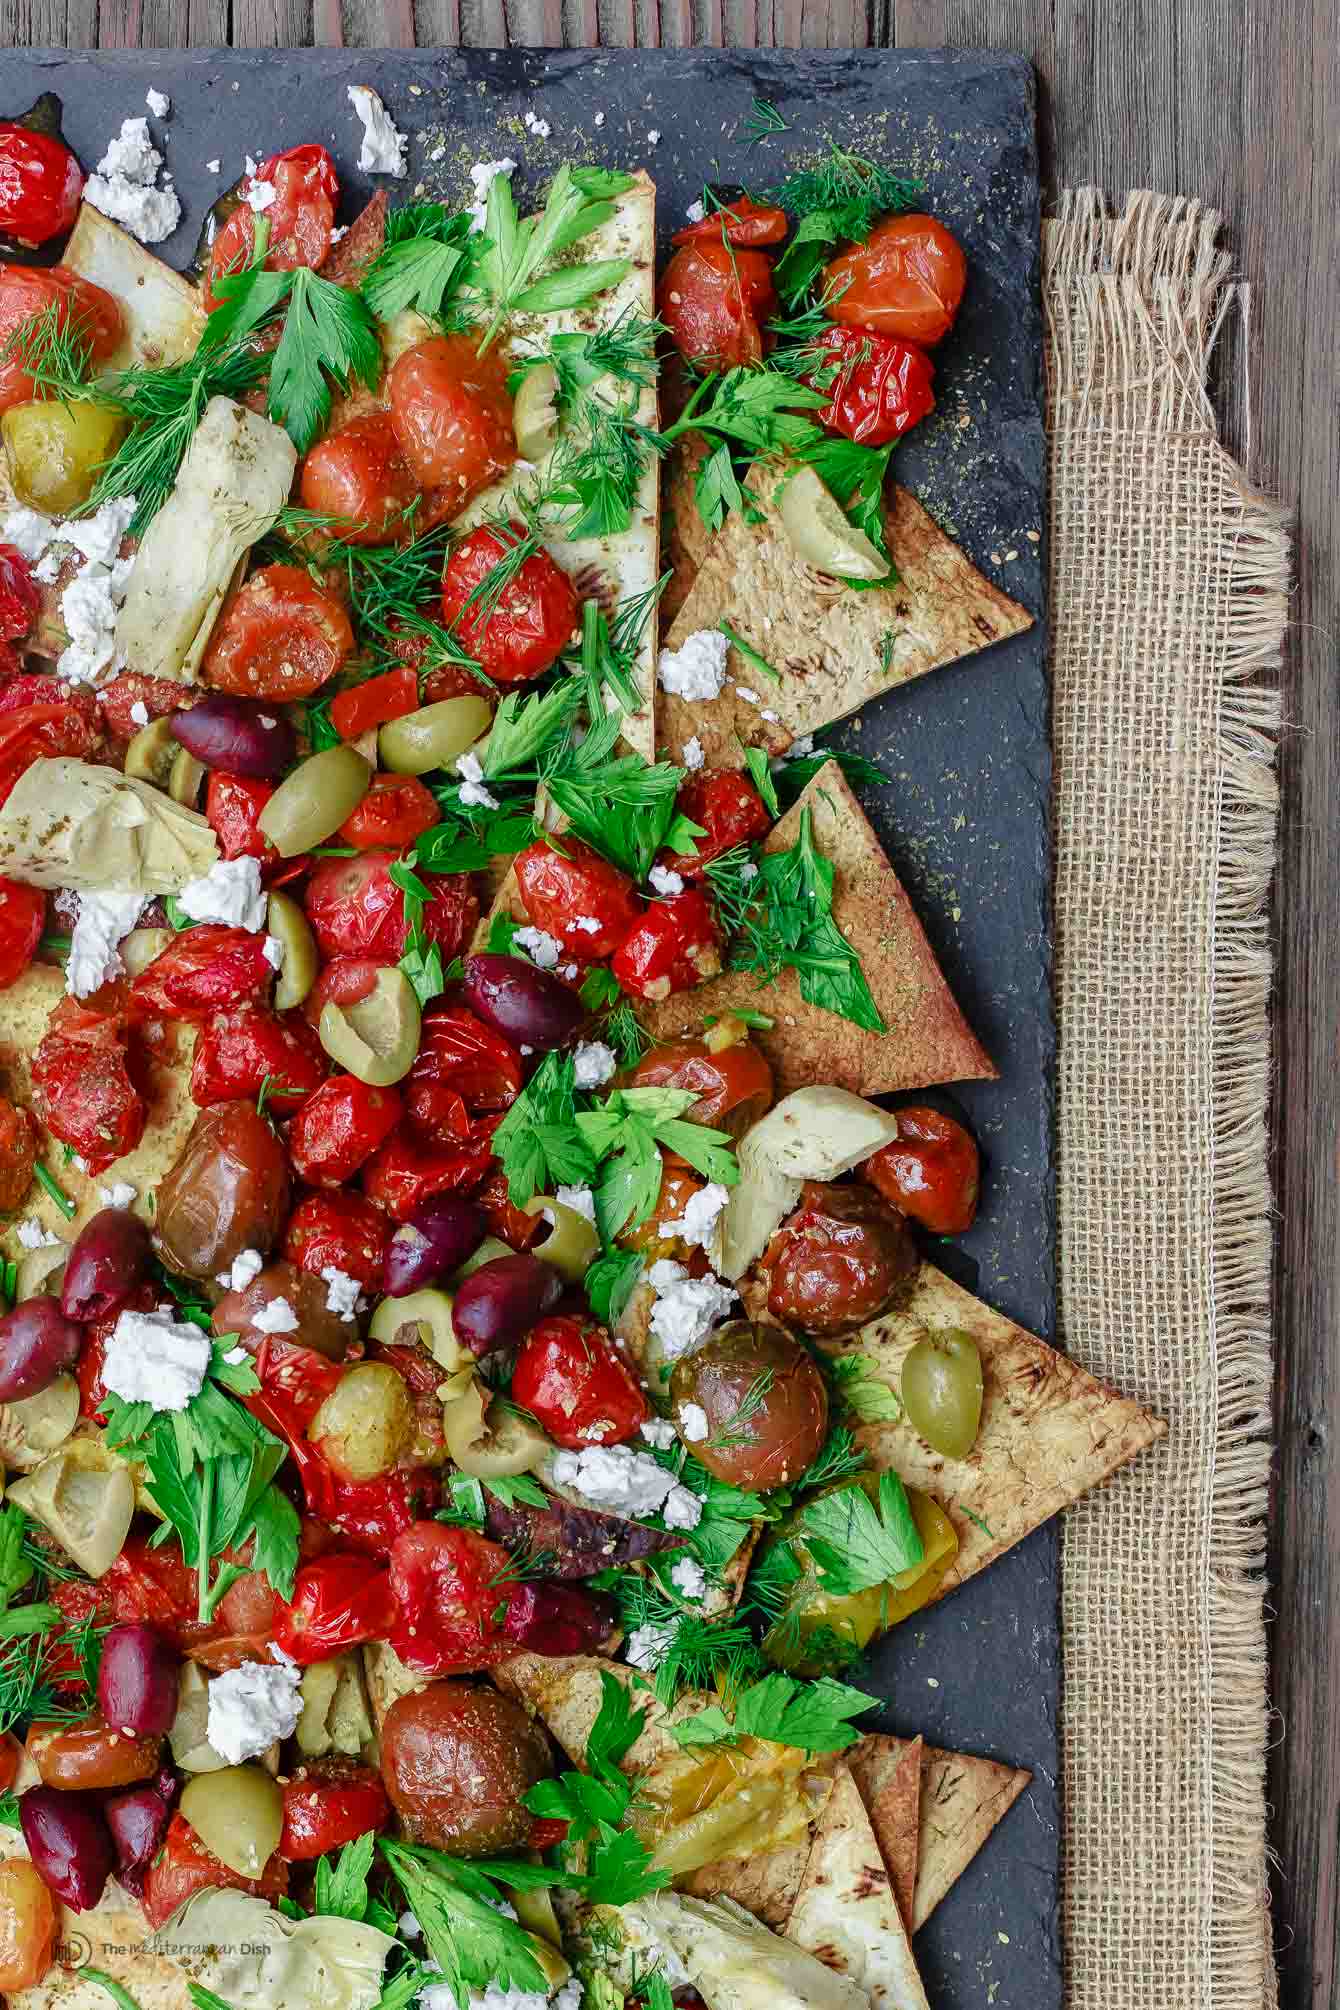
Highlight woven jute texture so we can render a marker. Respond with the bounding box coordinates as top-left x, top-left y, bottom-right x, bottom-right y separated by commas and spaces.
1045, 190, 1285, 2010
